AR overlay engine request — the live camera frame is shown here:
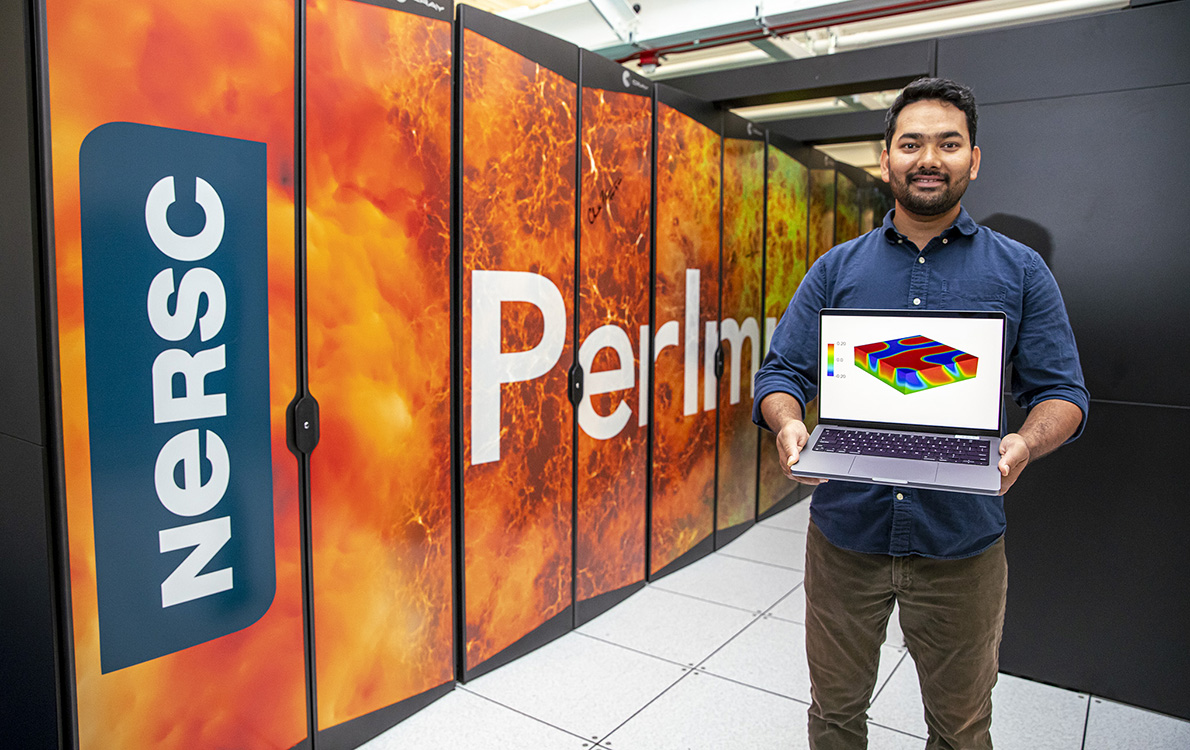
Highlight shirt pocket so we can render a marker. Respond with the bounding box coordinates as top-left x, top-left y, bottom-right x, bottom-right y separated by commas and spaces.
941, 279, 1008, 311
